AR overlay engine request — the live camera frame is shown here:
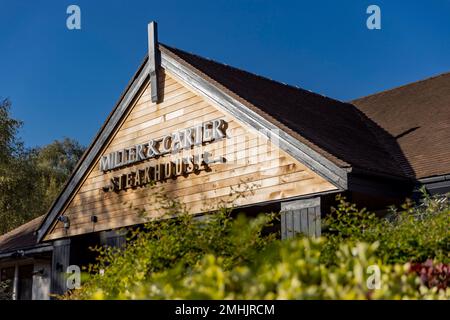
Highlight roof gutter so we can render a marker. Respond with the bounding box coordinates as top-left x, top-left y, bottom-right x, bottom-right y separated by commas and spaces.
419, 174, 450, 184
0, 244, 53, 260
